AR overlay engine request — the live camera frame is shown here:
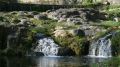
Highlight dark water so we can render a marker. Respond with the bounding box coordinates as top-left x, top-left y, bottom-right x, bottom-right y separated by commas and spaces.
0, 56, 120, 67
